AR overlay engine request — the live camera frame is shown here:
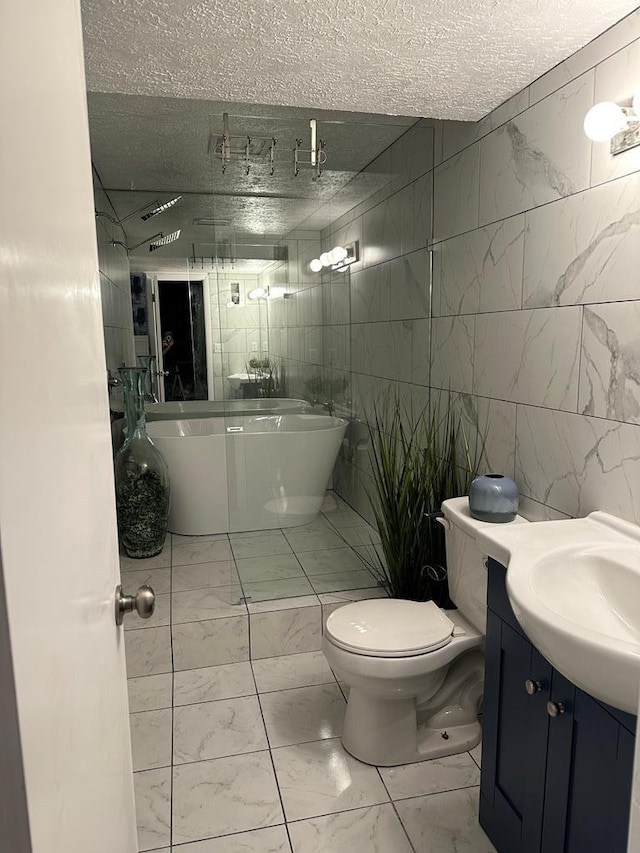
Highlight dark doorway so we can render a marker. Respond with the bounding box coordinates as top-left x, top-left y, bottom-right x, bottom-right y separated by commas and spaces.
158, 280, 208, 401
